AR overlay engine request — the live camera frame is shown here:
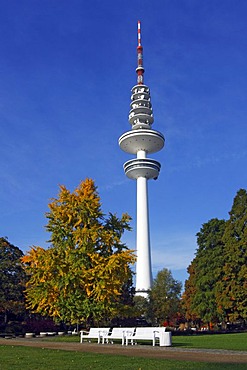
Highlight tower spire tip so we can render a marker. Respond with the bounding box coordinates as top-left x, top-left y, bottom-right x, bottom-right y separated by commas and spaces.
136, 20, 144, 84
